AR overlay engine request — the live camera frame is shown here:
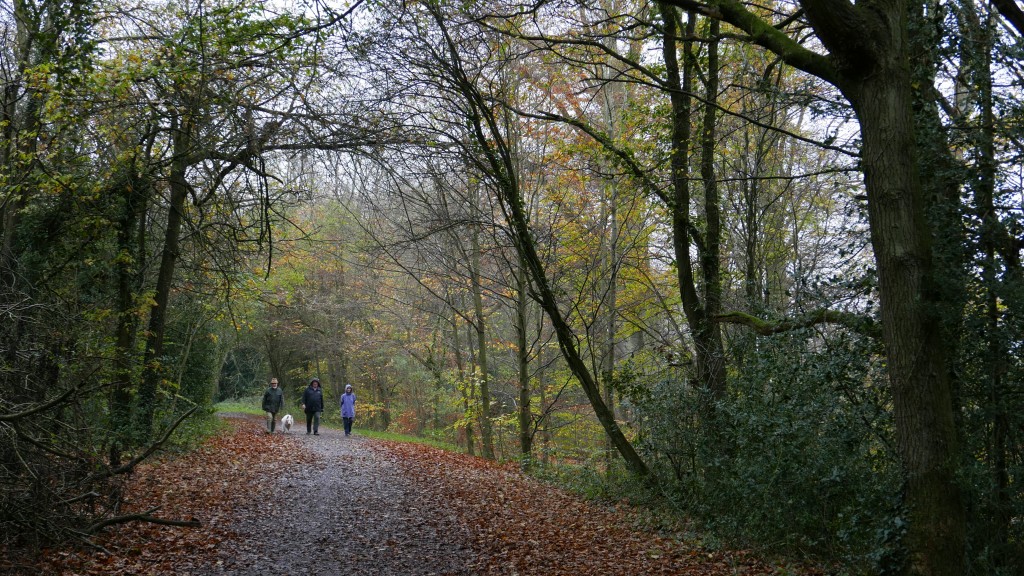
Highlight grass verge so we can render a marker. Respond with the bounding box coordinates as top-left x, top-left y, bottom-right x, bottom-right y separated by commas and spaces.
355, 428, 459, 452
213, 395, 265, 416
